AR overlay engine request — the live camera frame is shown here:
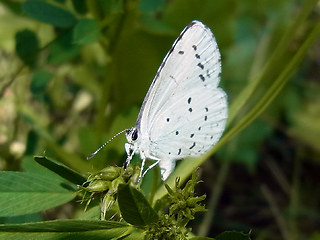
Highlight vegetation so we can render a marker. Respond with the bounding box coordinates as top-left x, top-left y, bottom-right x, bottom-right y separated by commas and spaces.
0, 0, 319, 239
